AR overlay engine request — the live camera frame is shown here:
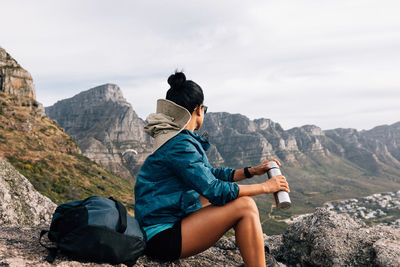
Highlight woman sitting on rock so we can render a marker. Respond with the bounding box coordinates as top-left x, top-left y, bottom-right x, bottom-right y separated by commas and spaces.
134, 71, 290, 267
